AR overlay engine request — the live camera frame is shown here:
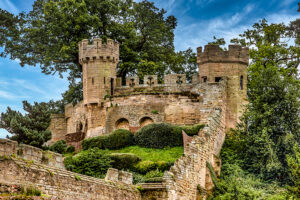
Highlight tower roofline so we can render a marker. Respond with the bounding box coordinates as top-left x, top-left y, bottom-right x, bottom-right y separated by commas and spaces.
79, 38, 119, 64
197, 44, 249, 65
